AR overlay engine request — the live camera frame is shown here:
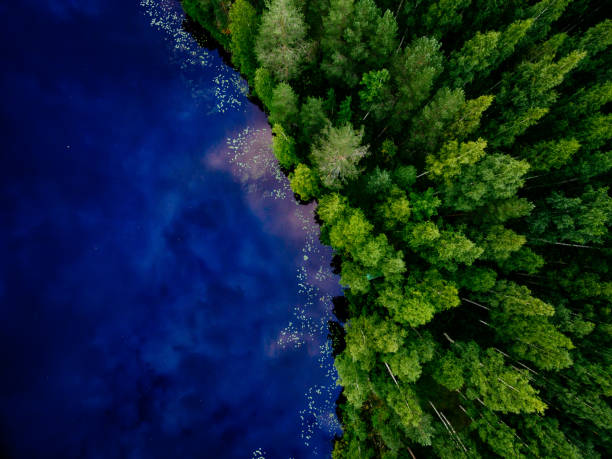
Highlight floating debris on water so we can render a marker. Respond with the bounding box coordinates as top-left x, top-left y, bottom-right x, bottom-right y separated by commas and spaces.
140, 2, 342, 451
215, 125, 343, 451
140, 0, 247, 113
